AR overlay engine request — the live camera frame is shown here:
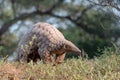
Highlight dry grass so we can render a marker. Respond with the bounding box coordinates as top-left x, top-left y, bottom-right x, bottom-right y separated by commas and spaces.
0, 50, 120, 80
